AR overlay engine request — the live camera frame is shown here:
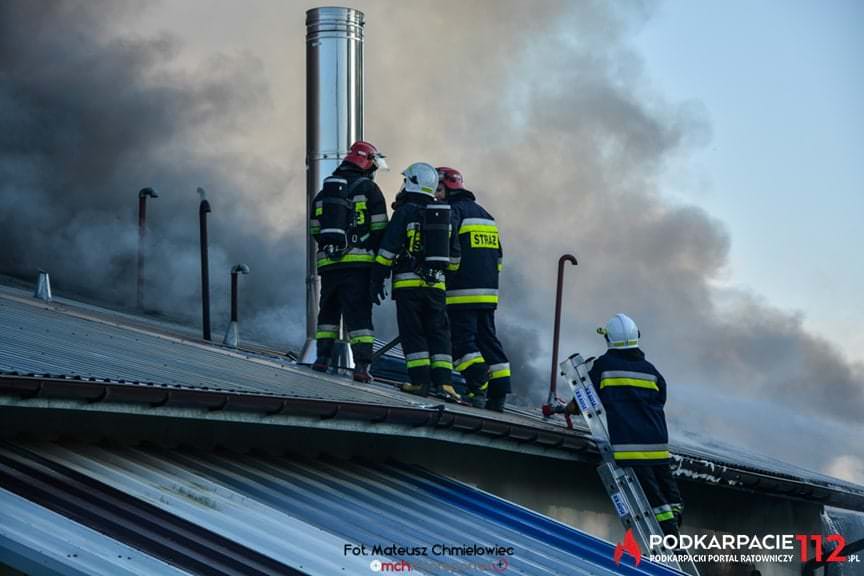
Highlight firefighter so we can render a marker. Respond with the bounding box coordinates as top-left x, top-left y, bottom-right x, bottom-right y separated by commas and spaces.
310, 140, 389, 383
371, 162, 460, 401
436, 167, 510, 412
588, 313, 684, 535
